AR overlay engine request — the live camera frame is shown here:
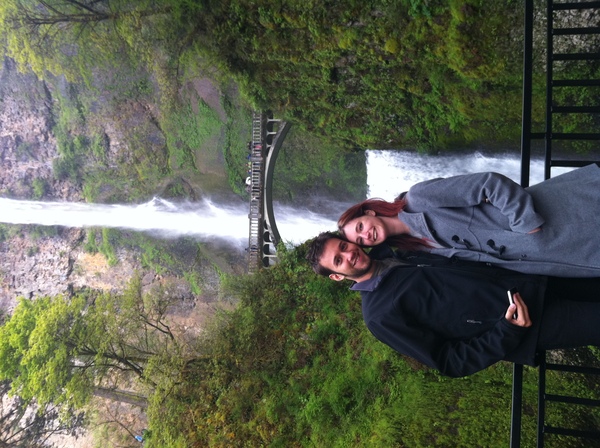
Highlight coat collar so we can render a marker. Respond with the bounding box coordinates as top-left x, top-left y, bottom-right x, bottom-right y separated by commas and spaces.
398, 211, 438, 242
350, 259, 408, 292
